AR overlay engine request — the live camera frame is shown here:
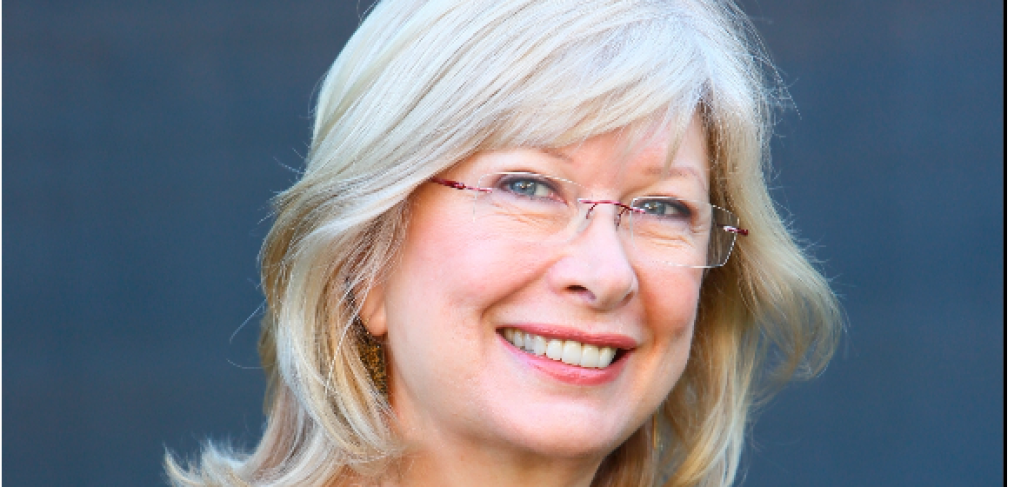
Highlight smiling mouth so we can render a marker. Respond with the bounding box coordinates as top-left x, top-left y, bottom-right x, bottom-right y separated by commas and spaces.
499, 328, 624, 369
